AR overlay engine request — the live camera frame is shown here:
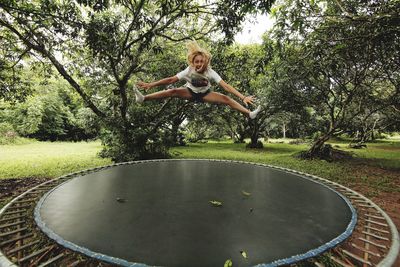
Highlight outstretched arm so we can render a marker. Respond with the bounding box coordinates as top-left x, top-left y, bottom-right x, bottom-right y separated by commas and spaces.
137, 76, 179, 90
218, 80, 255, 106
